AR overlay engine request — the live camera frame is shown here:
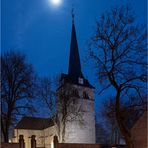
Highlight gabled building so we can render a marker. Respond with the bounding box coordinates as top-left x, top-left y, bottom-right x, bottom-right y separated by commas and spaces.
13, 117, 55, 148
